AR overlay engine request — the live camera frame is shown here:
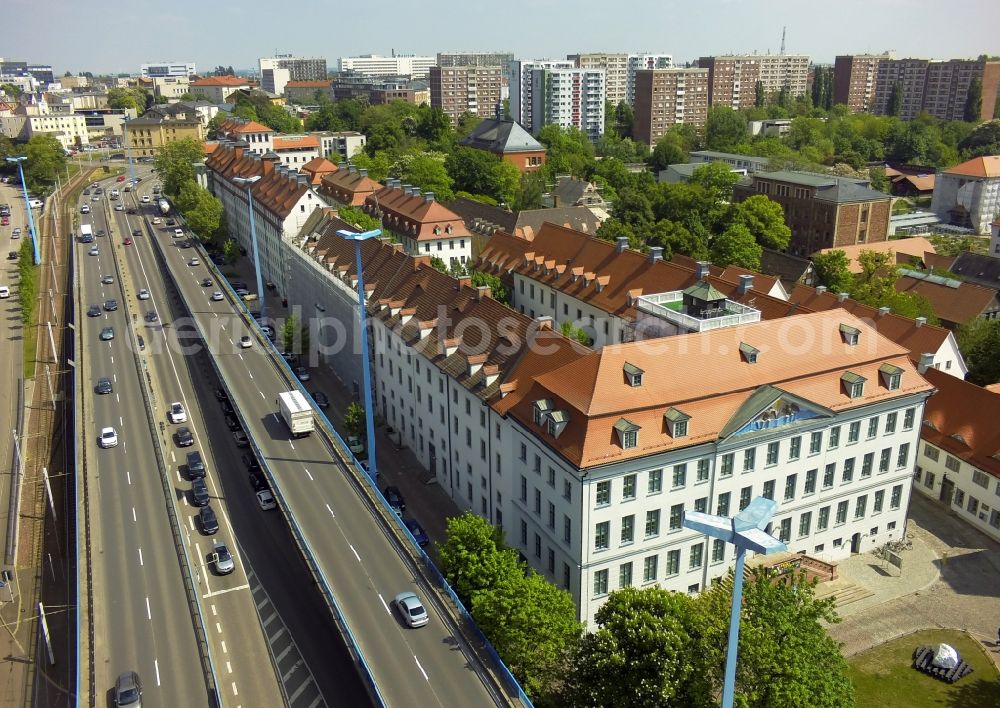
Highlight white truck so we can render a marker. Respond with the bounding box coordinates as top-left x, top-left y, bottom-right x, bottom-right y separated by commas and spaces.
278, 390, 314, 438
158, 199, 170, 215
